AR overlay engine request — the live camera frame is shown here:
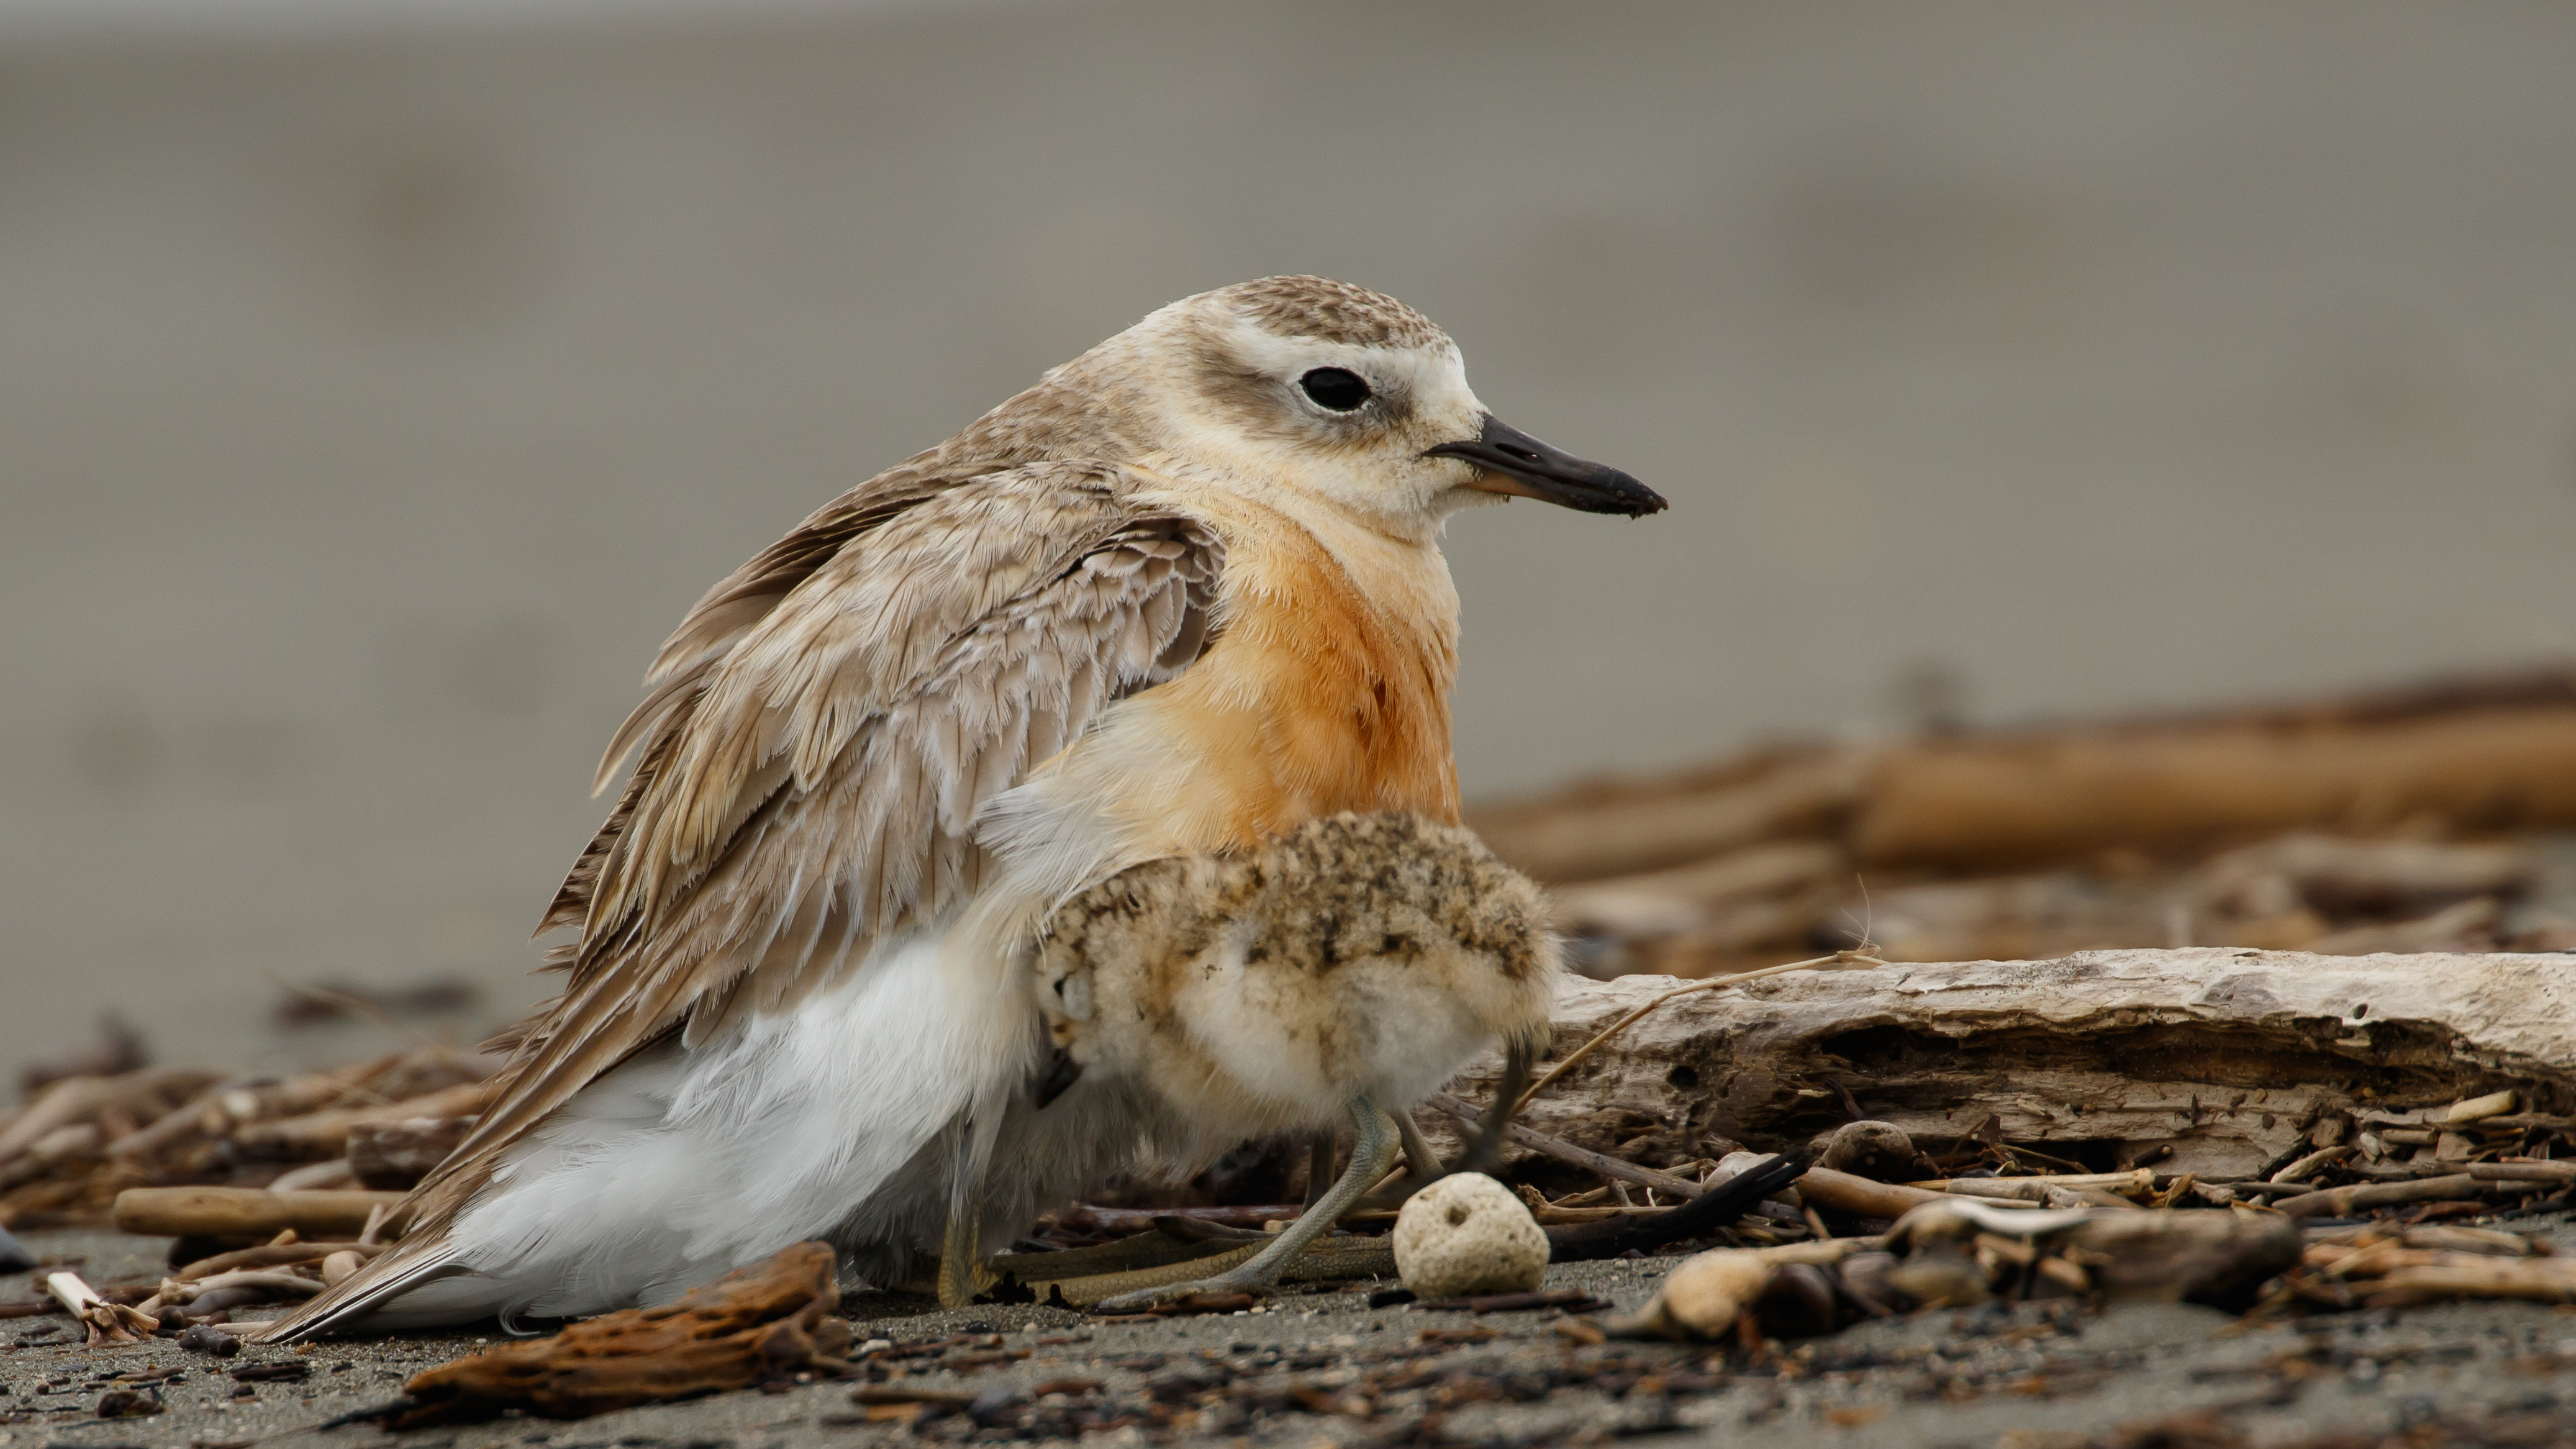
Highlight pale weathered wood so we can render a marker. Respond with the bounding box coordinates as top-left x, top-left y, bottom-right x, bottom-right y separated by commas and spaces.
1548, 841, 1846, 939
231, 1082, 491, 1161
112, 1186, 407, 1240
1430, 950, 2576, 1182
1470, 751, 1871, 883
1852, 709, 2576, 870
